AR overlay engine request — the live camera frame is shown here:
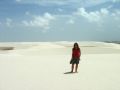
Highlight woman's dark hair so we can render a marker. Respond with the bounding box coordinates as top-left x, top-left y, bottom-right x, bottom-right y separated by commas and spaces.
73, 42, 80, 50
